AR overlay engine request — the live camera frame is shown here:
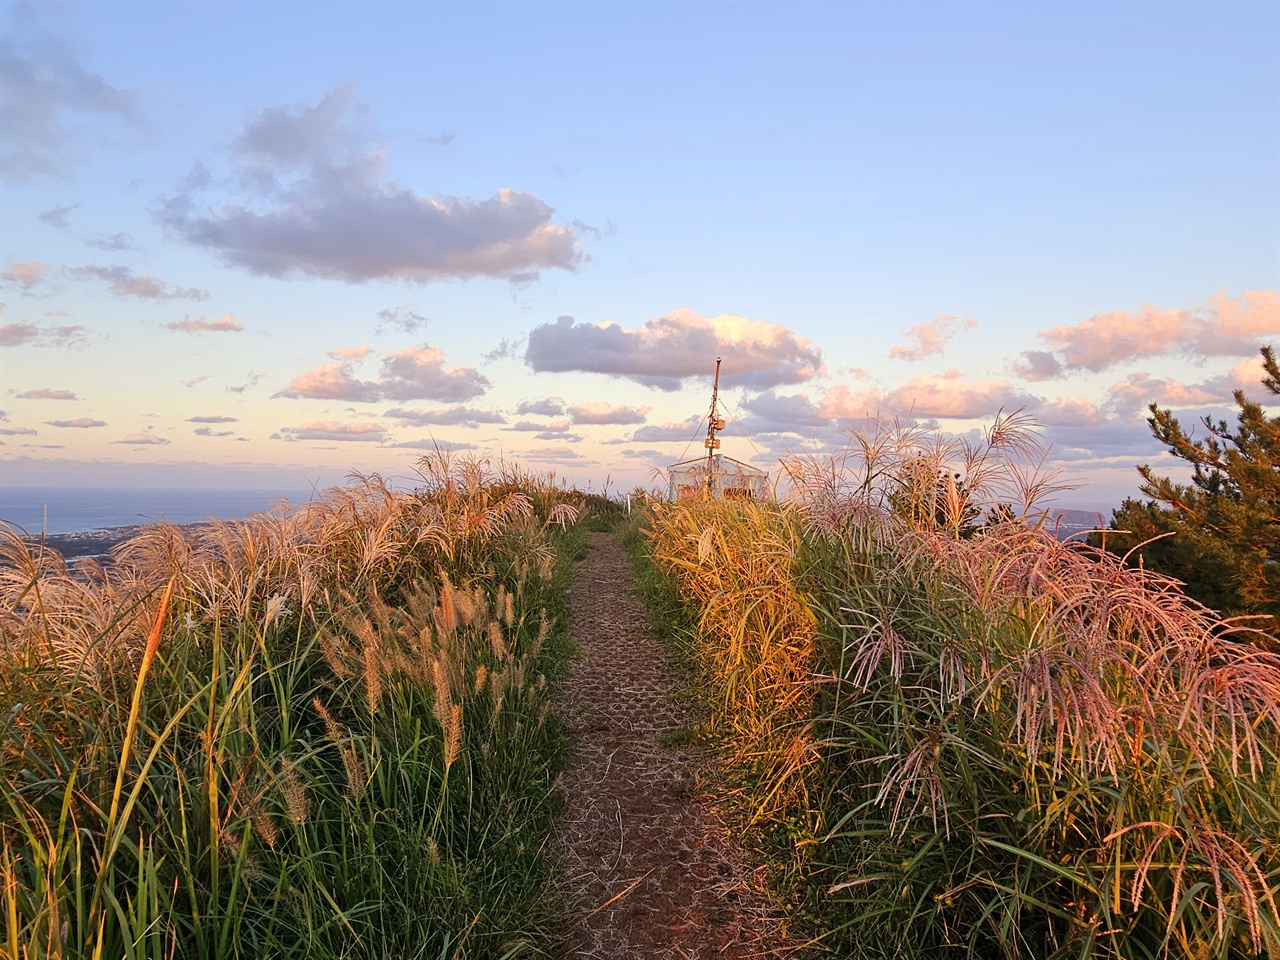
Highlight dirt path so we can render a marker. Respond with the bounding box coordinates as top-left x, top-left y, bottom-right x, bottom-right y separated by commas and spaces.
556, 532, 787, 959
